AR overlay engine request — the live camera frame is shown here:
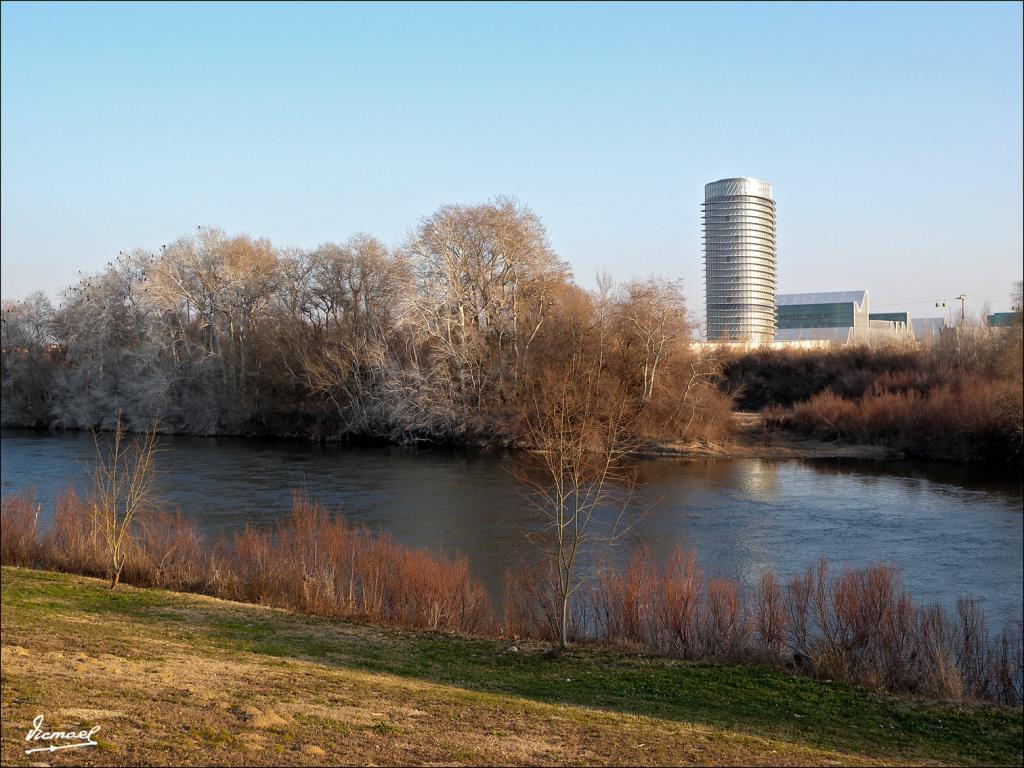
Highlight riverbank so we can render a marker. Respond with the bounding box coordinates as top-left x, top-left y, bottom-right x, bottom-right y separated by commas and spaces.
644, 412, 895, 460
0, 419, 898, 461
2, 567, 1022, 766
